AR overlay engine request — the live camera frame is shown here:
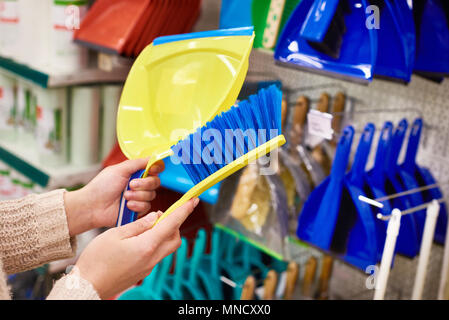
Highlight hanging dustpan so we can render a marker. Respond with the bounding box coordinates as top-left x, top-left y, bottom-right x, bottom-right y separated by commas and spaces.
274, 0, 377, 84
373, 0, 415, 83
73, 0, 151, 54
116, 27, 255, 225
367, 121, 419, 258
296, 126, 354, 251
413, 0, 449, 77
342, 123, 378, 269
400, 118, 448, 244
389, 119, 426, 244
